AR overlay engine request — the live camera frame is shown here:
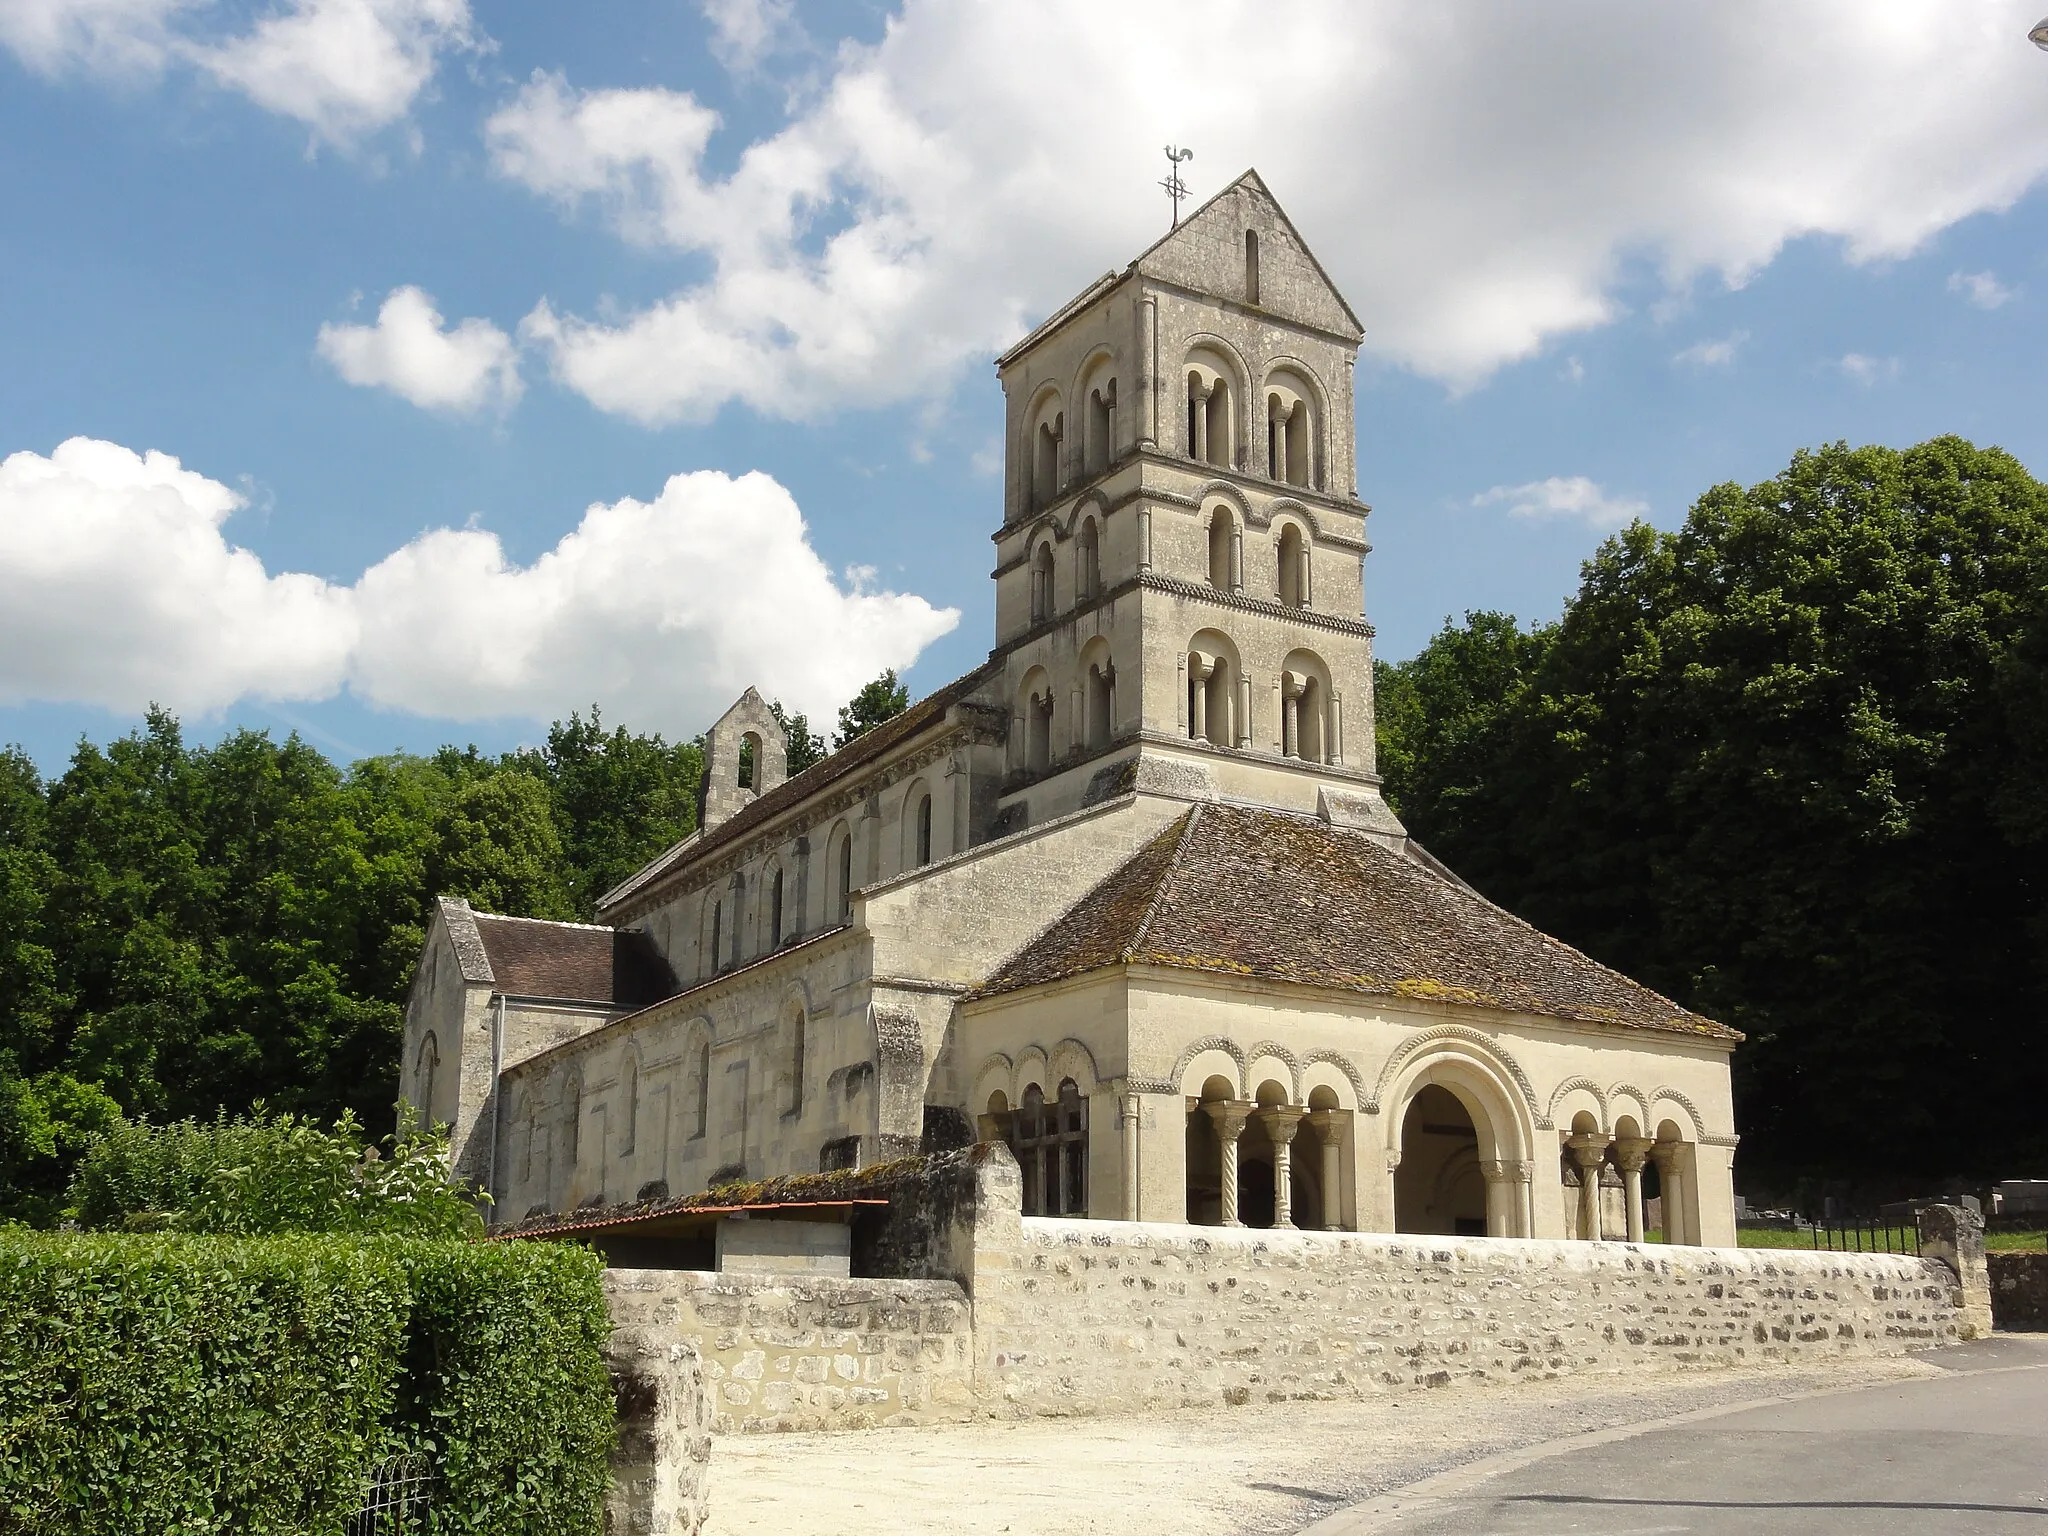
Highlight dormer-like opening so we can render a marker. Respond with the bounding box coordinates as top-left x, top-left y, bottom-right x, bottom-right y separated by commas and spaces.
737, 730, 762, 789
1245, 229, 1260, 305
